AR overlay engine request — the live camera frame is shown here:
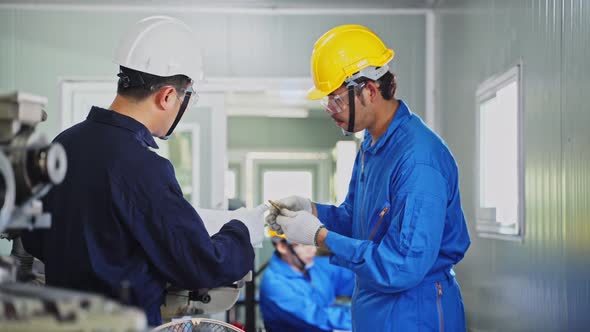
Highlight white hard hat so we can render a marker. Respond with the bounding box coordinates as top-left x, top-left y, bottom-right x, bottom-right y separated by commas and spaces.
113, 16, 203, 82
